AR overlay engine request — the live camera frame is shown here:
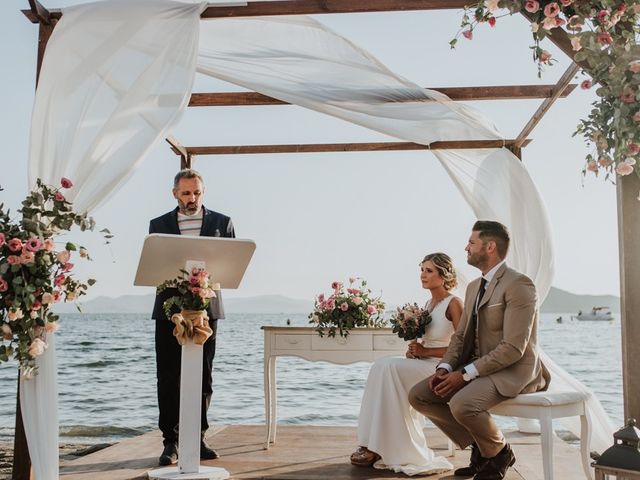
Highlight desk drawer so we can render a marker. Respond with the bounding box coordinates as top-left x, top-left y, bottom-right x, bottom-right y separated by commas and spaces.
311, 334, 372, 351
275, 334, 312, 350
373, 335, 406, 351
